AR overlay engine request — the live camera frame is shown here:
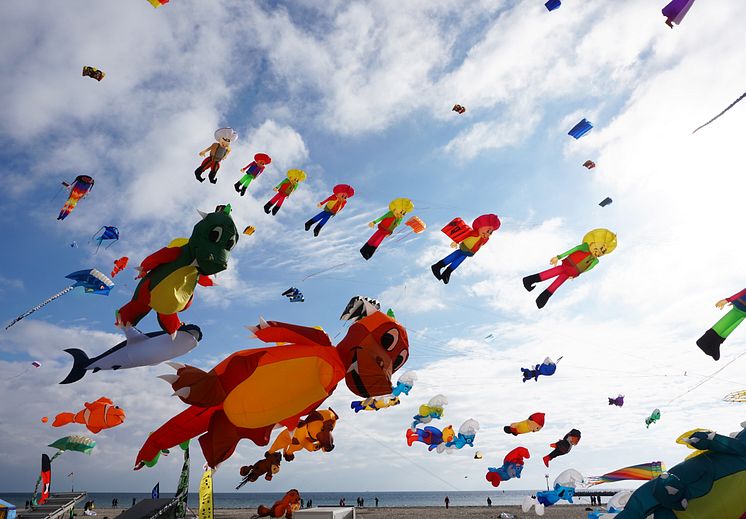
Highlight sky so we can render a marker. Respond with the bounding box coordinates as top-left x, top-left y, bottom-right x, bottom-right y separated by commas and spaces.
1, 0, 745, 496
